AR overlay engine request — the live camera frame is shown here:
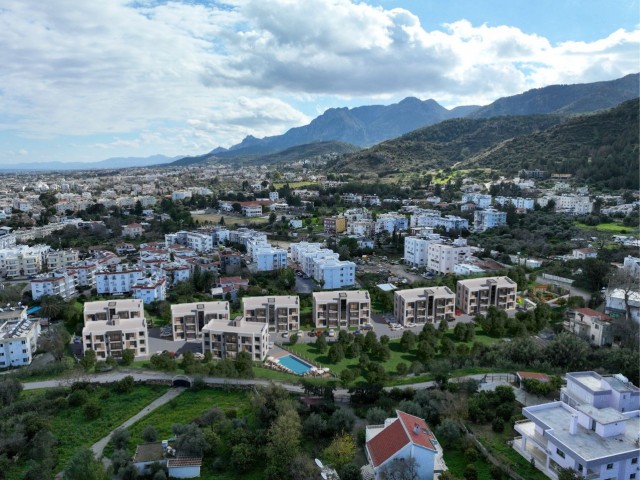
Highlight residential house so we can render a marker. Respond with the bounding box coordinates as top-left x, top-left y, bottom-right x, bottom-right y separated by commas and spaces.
564, 308, 613, 346
0, 306, 40, 368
